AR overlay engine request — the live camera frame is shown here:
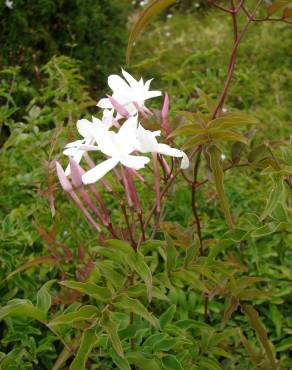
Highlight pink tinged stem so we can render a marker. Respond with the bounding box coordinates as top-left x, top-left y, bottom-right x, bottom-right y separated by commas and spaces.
107, 95, 130, 119
70, 159, 108, 227
158, 155, 172, 180
125, 168, 140, 213
56, 162, 102, 232
77, 163, 111, 221
133, 102, 152, 118
128, 168, 145, 182
120, 166, 133, 208
125, 168, 145, 242
152, 153, 161, 218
